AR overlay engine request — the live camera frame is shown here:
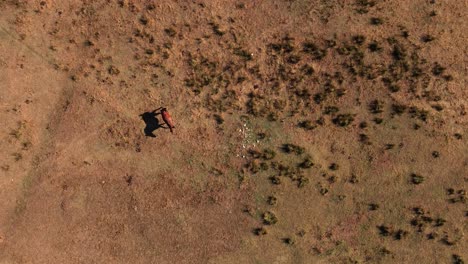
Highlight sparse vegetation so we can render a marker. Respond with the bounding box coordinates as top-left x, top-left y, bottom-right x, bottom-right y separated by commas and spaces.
12, 152, 22, 161
164, 28, 177, 37
421, 34, 435, 42
299, 157, 313, 169
369, 100, 384, 114
411, 173, 424, 184
267, 196, 277, 206
298, 120, 316, 130
370, 17, 383, 25
262, 149, 276, 160
282, 237, 295, 245
262, 211, 278, 225
1, 1, 465, 262
254, 227, 267, 236
281, 144, 305, 155
333, 114, 354, 127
